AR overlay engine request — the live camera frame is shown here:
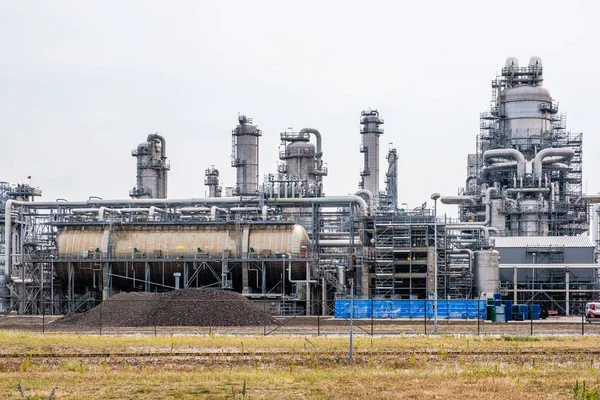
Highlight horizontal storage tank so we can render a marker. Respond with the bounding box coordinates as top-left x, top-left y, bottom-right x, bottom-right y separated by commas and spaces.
55, 223, 310, 291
